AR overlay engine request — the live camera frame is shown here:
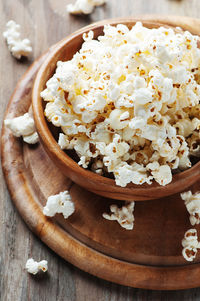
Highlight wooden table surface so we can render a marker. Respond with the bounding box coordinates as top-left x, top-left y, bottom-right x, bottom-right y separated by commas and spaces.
1, 0, 200, 300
